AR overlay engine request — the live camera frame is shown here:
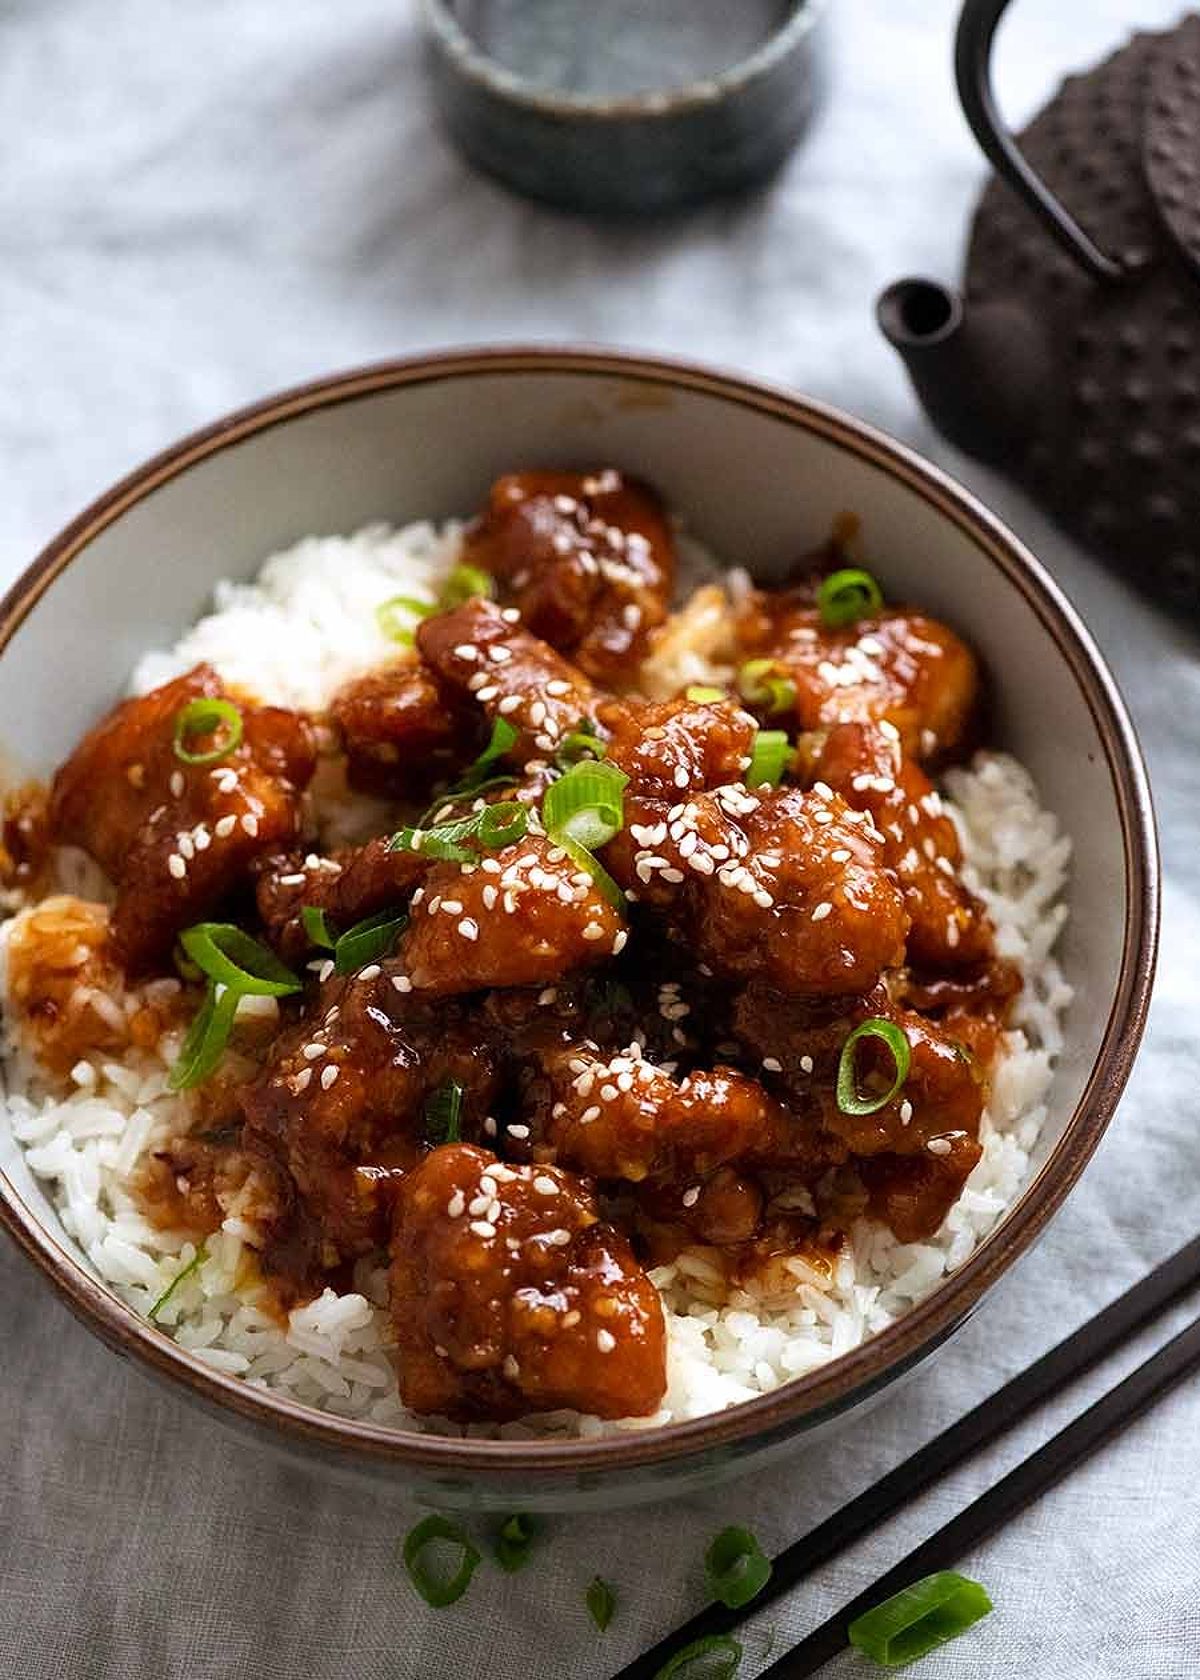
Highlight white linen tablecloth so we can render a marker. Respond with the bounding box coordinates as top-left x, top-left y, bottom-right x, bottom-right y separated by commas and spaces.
3, 2, 1199, 1675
